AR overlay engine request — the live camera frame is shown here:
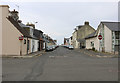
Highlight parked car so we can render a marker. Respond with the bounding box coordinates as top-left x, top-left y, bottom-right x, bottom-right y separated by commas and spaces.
46, 45, 59, 52
52, 45, 56, 50
45, 46, 53, 51
68, 45, 74, 50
